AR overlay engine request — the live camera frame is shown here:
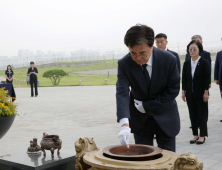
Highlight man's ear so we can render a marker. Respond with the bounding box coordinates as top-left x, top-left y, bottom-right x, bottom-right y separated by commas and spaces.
166, 40, 168, 45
